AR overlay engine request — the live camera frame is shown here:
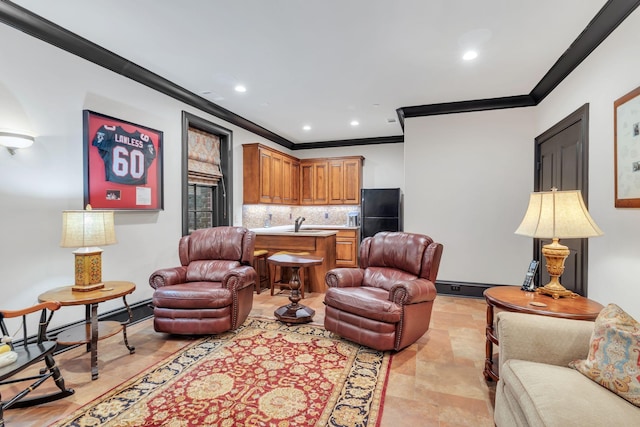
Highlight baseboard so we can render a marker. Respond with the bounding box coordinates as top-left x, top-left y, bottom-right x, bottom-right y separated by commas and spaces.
435, 280, 500, 298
